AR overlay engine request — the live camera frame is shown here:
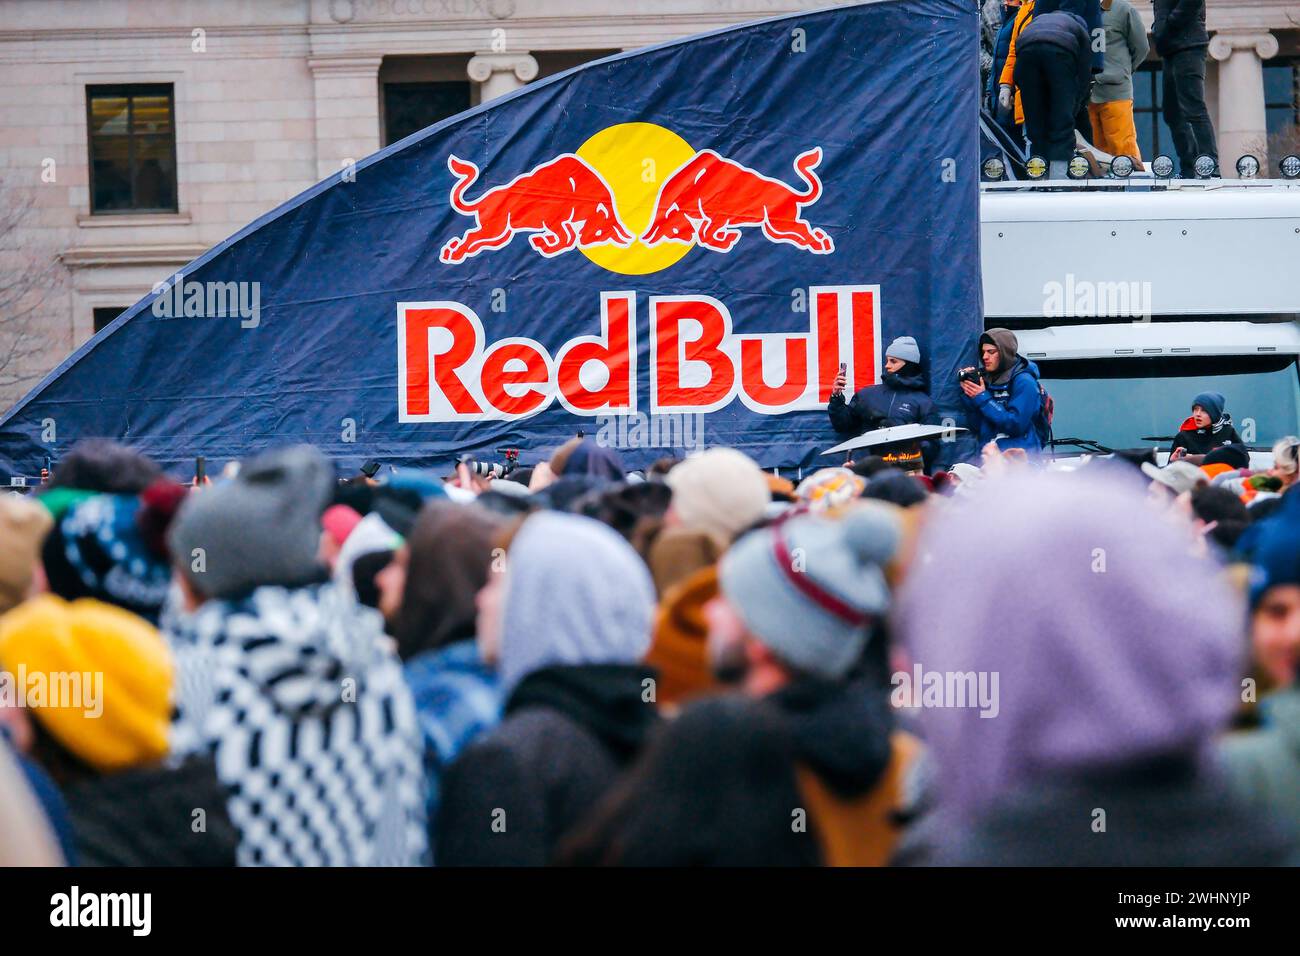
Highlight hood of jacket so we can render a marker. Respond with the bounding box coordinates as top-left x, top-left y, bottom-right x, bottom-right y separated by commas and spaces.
883, 363, 926, 392
769, 676, 894, 798
1038, 0, 1086, 16
897, 470, 1243, 822
168, 581, 394, 718
989, 355, 1039, 392
980, 328, 1024, 385
506, 663, 658, 760
499, 512, 655, 696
